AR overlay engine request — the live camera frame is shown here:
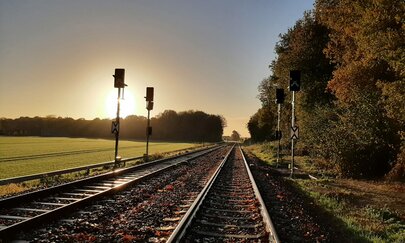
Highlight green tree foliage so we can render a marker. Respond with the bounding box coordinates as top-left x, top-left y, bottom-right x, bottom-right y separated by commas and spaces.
247, 77, 278, 142
269, 11, 336, 155
252, 11, 335, 148
247, 110, 268, 142
0, 110, 225, 142
271, 12, 334, 110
